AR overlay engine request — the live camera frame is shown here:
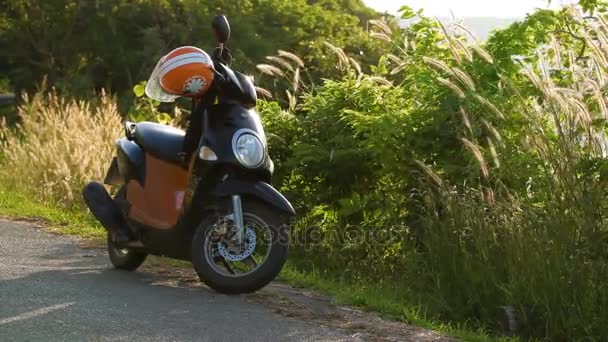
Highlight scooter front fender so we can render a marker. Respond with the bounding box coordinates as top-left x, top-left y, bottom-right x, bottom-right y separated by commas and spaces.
213, 180, 295, 216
